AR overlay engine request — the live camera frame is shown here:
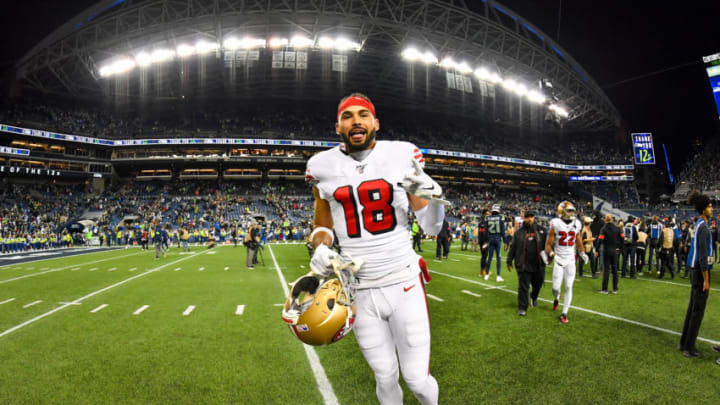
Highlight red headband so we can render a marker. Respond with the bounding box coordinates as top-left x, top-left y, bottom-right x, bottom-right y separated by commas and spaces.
337, 96, 376, 122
